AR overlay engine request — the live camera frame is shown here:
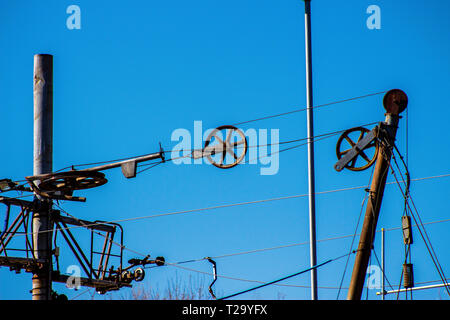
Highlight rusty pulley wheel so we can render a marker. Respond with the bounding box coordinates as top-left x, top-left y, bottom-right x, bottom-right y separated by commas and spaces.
336, 127, 379, 172
31, 170, 108, 193
204, 125, 248, 169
